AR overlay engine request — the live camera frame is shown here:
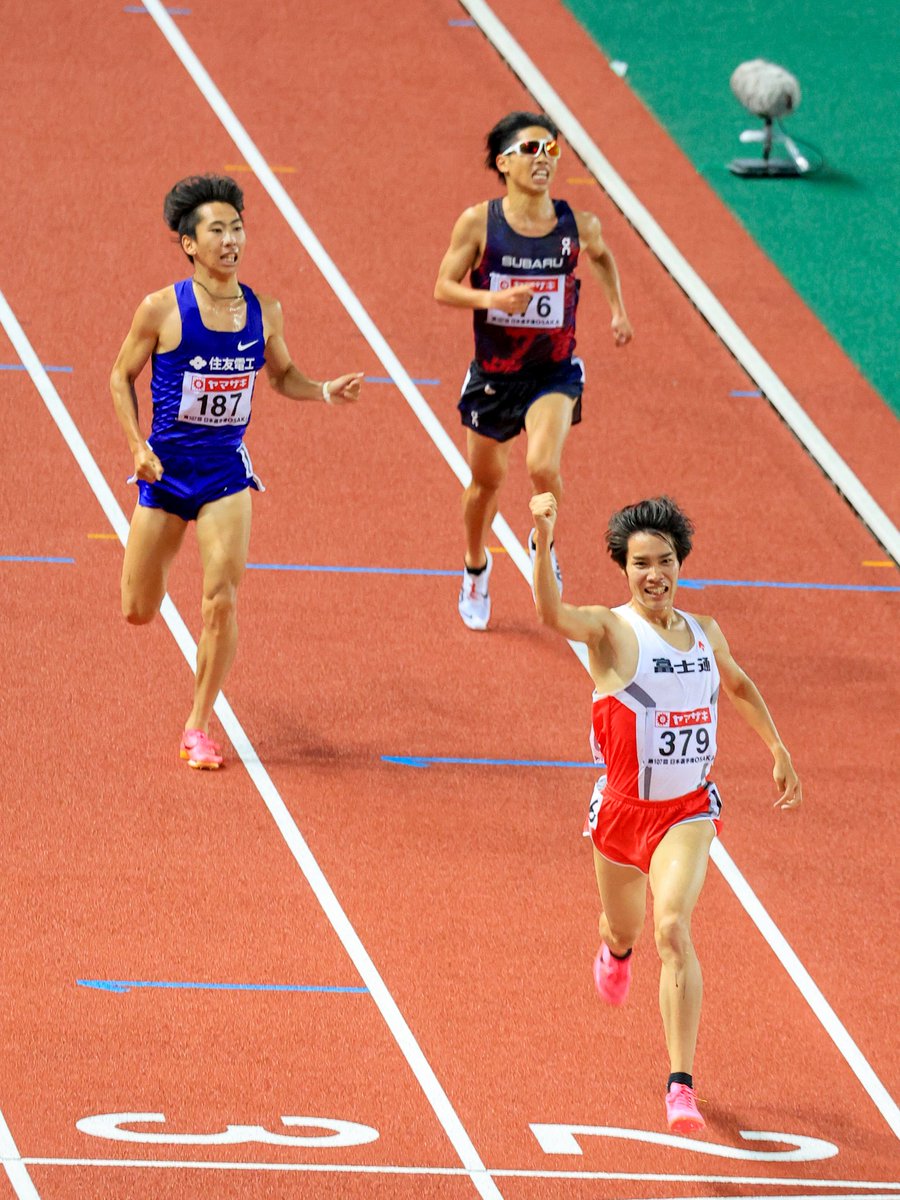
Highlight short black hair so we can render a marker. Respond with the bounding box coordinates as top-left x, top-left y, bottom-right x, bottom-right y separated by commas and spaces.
163, 174, 244, 260
605, 497, 695, 568
484, 111, 560, 181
